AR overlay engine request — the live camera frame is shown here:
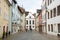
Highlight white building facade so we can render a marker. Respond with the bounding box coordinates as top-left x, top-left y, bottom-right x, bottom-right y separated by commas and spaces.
41, 0, 47, 33
46, 0, 60, 36
25, 13, 35, 31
